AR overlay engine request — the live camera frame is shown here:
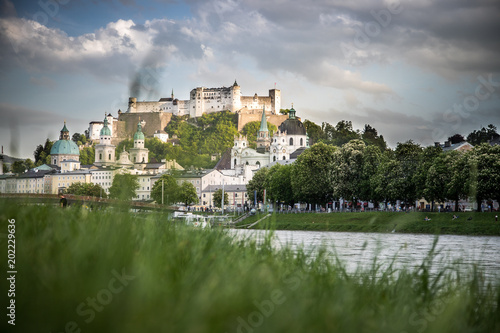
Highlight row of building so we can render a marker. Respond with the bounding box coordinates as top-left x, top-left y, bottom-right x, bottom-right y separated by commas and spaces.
0, 104, 310, 209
